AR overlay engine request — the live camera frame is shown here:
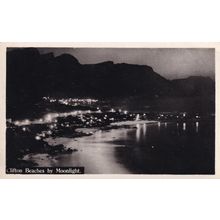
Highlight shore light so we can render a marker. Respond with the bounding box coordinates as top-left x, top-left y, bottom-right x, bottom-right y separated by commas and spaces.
35, 135, 41, 140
